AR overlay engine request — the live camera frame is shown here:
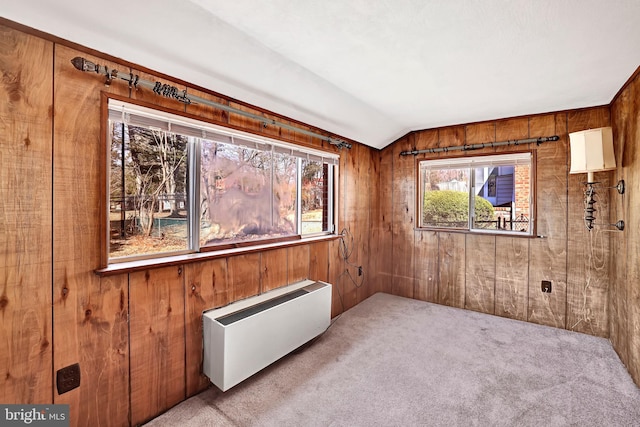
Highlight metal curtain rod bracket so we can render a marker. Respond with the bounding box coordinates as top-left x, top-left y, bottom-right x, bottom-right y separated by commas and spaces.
400, 135, 559, 156
70, 57, 352, 150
